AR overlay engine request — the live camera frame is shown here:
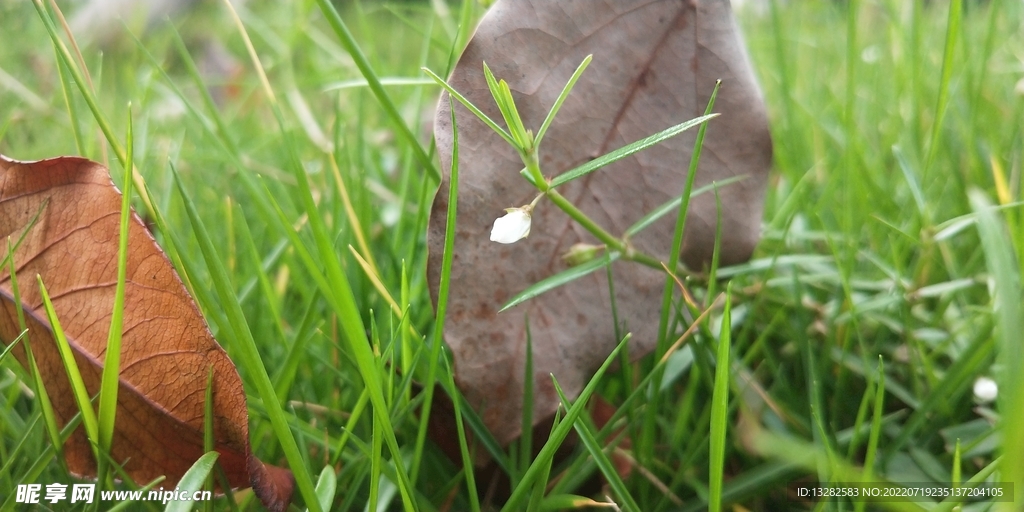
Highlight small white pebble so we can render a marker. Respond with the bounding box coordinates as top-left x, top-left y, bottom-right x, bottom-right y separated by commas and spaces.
973, 376, 998, 404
